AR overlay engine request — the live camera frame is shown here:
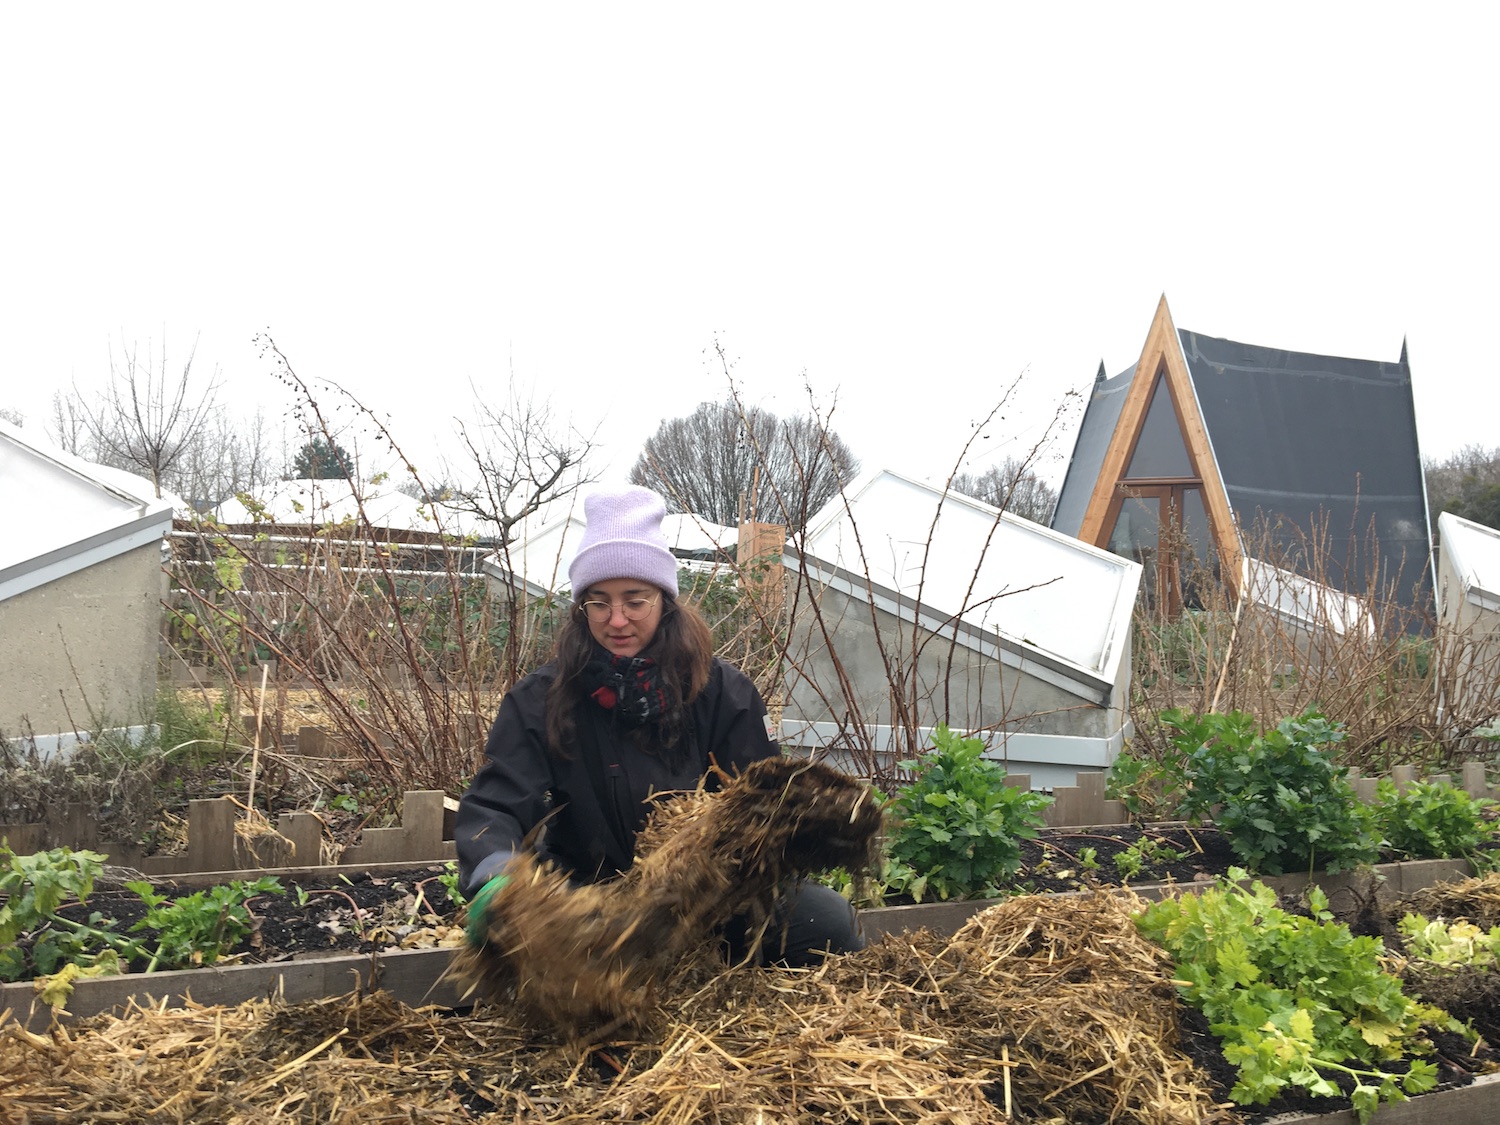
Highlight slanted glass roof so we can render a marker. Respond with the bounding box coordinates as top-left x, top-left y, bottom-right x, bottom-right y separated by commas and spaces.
797, 468, 1141, 682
